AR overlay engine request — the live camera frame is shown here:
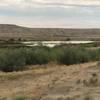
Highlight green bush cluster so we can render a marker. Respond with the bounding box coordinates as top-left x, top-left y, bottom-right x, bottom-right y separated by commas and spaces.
0, 46, 100, 72
0, 49, 26, 72
59, 47, 90, 64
